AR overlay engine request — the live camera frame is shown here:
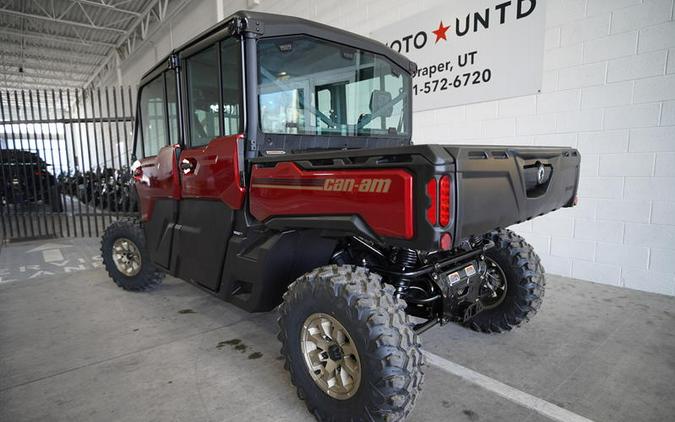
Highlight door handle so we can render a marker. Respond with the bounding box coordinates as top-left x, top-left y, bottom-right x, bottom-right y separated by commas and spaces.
181, 158, 195, 174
